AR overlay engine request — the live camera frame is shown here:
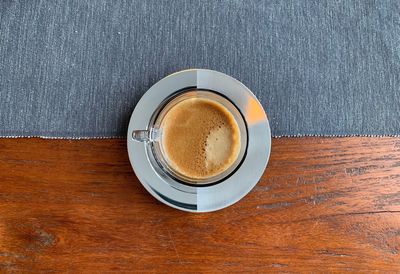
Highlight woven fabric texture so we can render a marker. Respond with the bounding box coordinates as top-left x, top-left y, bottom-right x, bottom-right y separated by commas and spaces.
1, 1, 399, 137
